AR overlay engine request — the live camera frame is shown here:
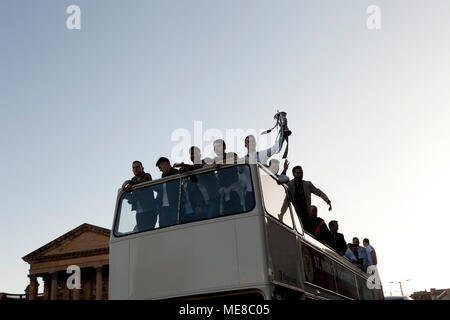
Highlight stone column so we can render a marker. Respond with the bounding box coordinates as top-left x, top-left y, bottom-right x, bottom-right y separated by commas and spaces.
72, 288, 80, 300
95, 266, 103, 300
28, 274, 39, 300
62, 284, 70, 300
43, 275, 50, 300
83, 269, 92, 300
103, 269, 109, 300
50, 272, 58, 300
